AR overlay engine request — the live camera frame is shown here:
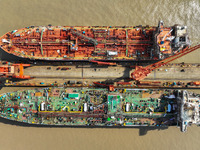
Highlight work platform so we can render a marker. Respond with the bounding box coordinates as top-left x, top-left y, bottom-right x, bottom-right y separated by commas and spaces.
4, 63, 200, 89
